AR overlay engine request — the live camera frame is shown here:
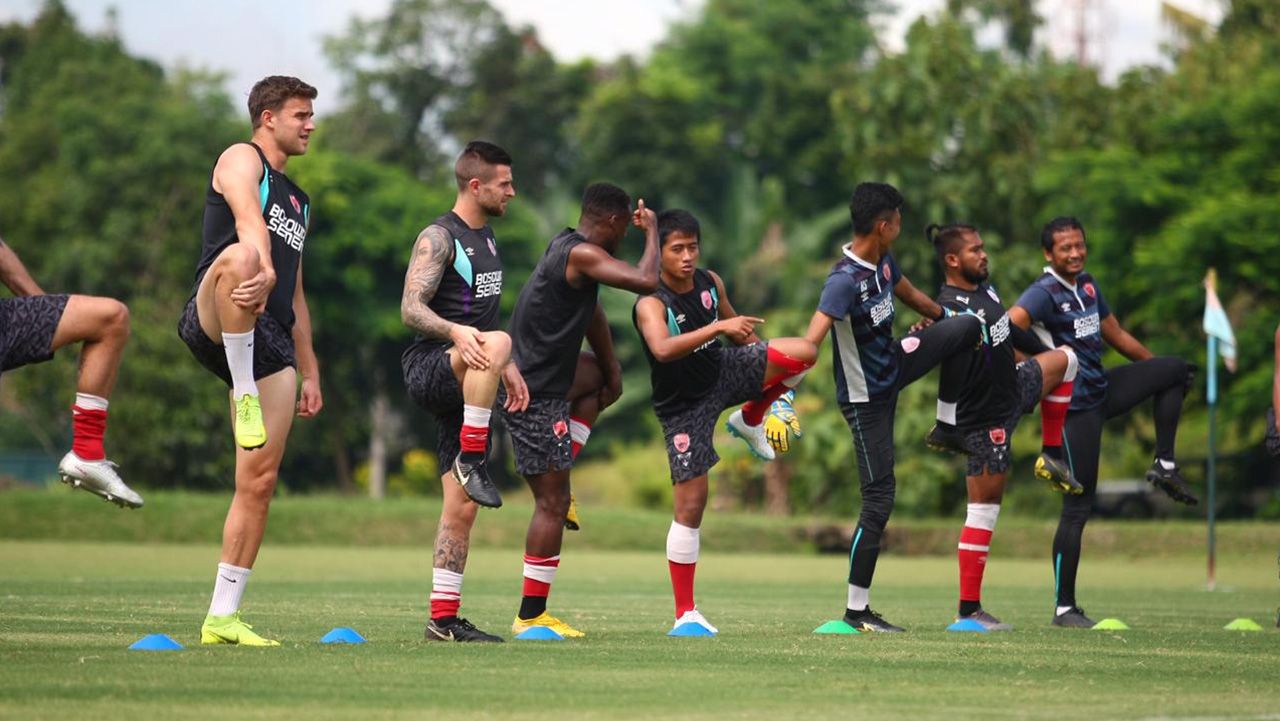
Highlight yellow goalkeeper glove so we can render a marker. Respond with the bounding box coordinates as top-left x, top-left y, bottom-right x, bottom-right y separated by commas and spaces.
763, 390, 802, 454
